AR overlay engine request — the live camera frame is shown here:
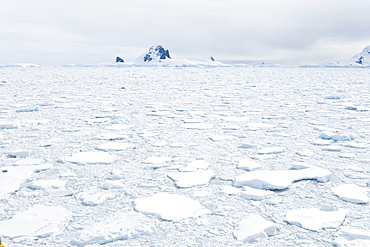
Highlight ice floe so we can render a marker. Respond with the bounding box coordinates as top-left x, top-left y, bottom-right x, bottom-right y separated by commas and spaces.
237, 158, 262, 171
133, 192, 211, 221
209, 135, 235, 141
240, 186, 276, 200
96, 142, 134, 151
167, 170, 215, 188
335, 227, 370, 247
331, 184, 369, 204
319, 132, 355, 142
181, 123, 213, 129
257, 147, 285, 155
71, 210, 155, 246
0, 164, 53, 197
77, 189, 116, 206
0, 205, 69, 239
5, 149, 31, 158
66, 152, 115, 164
234, 166, 331, 190
285, 206, 348, 231
143, 156, 172, 168
233, 214, 278, 242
